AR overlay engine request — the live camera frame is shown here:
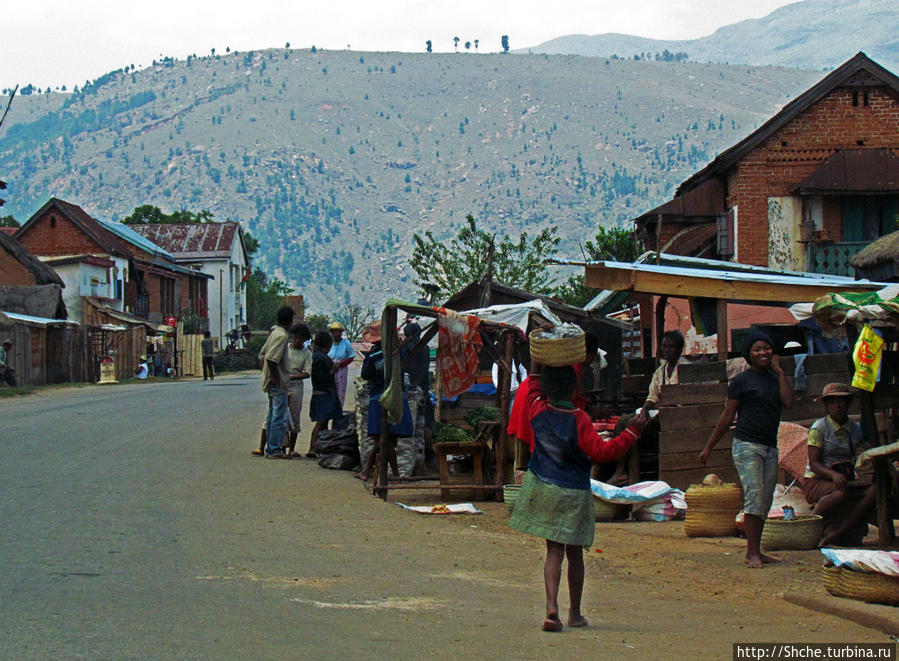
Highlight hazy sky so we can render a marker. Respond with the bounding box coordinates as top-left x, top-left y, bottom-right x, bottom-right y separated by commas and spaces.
5, 0, 800, 89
